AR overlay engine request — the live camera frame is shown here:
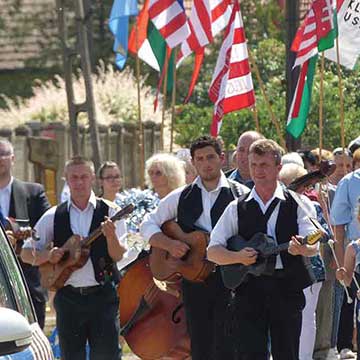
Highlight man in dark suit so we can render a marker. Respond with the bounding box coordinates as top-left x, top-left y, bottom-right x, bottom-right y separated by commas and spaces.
0, 139, 50, 329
